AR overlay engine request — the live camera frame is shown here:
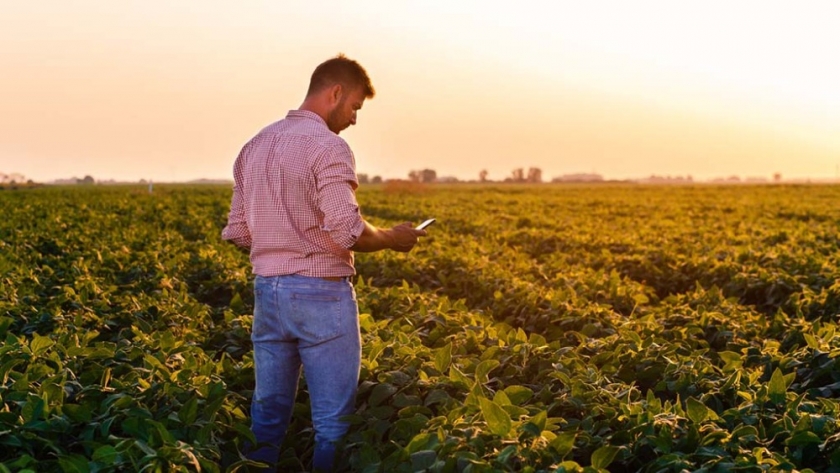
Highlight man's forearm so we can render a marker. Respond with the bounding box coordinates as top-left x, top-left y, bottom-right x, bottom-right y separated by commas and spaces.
350, 220, 396, 252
